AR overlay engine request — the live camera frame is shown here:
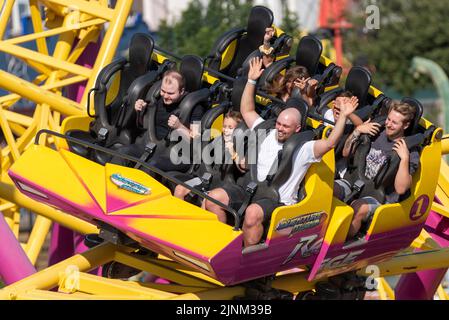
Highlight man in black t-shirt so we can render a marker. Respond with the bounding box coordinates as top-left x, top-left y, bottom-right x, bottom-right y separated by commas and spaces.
335, 101, 420, 239
112, 70, 204, 171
